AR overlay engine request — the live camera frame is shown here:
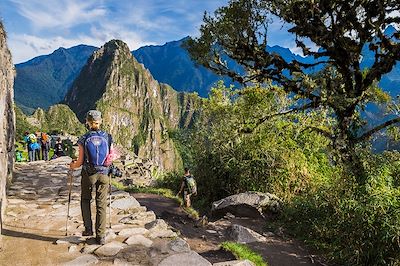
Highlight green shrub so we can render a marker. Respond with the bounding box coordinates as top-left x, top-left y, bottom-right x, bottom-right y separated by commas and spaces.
281, 152, 400, 265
